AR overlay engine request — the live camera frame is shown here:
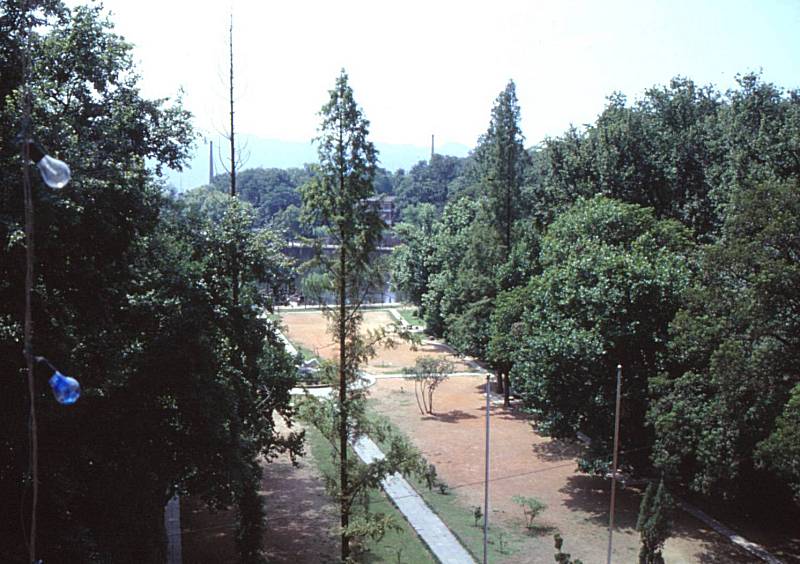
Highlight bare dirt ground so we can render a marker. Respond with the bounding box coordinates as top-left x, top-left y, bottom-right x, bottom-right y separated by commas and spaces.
370, 376, 758, 564
281, 309, 475, 374
182, 420, 339, 563
259, 425, 340, 563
